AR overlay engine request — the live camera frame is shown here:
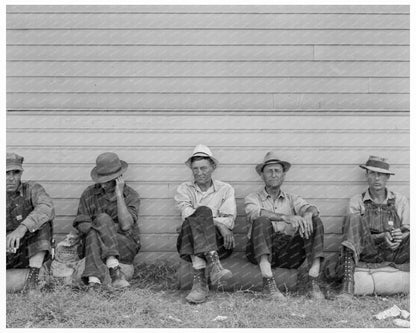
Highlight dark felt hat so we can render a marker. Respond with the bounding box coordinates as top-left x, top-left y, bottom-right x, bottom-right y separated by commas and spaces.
90, 152, 128, 183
